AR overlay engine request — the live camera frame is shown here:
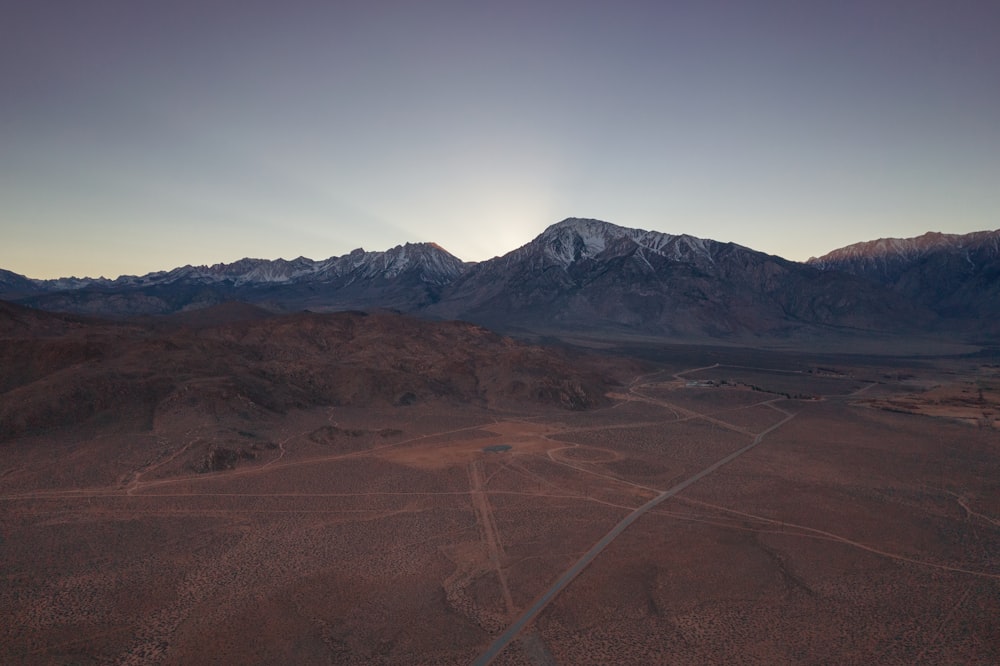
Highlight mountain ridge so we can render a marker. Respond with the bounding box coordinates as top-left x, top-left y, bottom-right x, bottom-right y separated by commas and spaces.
12, 241, 466, 290
426, 218, 931, 339
3, 219, 996, 341
807, 228, 1000, 333
808, 229, 1000, 276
